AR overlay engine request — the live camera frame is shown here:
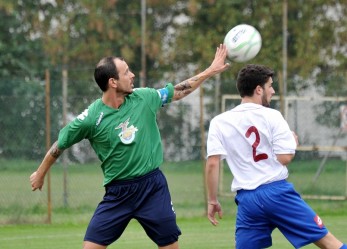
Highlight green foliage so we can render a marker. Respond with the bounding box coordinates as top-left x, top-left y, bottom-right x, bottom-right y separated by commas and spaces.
0, 3, 44, 78
0, 2, 50, 159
